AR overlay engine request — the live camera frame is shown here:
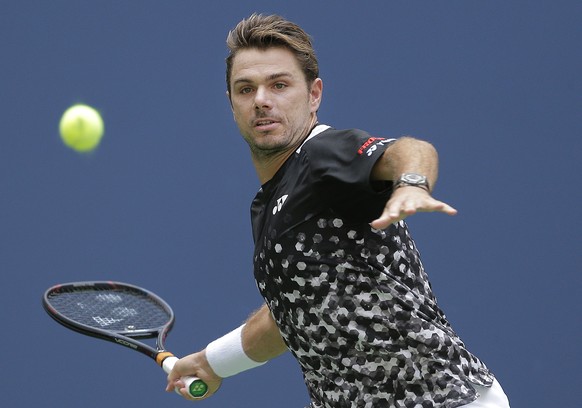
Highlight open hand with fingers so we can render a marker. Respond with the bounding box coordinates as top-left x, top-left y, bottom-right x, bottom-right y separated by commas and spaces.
370, 186, 458, 230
